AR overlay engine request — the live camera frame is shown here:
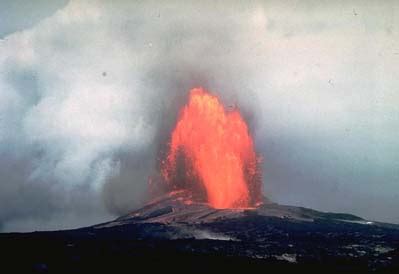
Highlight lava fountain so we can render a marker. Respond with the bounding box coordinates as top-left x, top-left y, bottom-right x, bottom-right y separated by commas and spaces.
161, 88, 262, 209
